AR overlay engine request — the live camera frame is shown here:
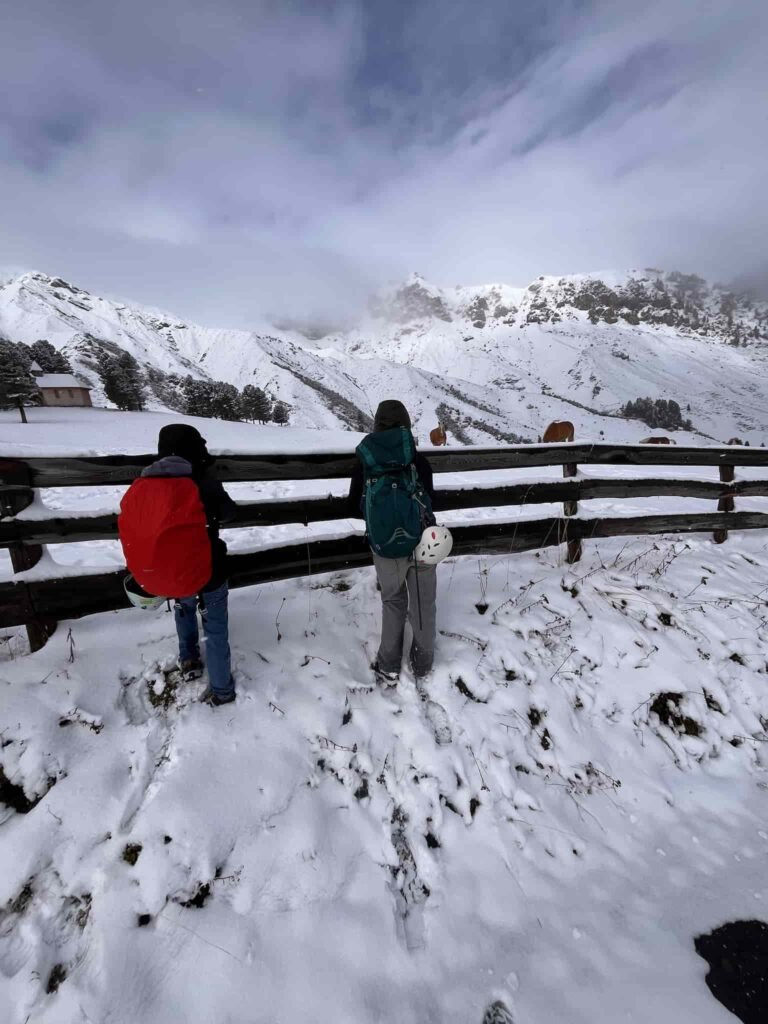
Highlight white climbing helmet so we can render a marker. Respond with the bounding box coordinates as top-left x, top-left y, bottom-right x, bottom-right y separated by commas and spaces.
123, 574, 165, 611
414, 525, 453, 565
